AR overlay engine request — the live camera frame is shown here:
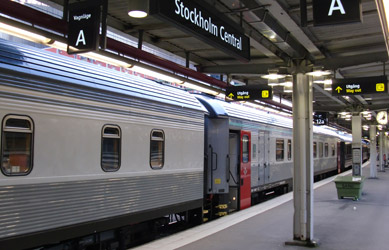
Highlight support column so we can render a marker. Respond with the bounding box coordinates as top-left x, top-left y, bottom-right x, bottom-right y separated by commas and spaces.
352, 114, 362, 176
286, 72, 317, 247
369, 125, 377, 178
383, 132, 389, 167
379, 132, 384, 172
